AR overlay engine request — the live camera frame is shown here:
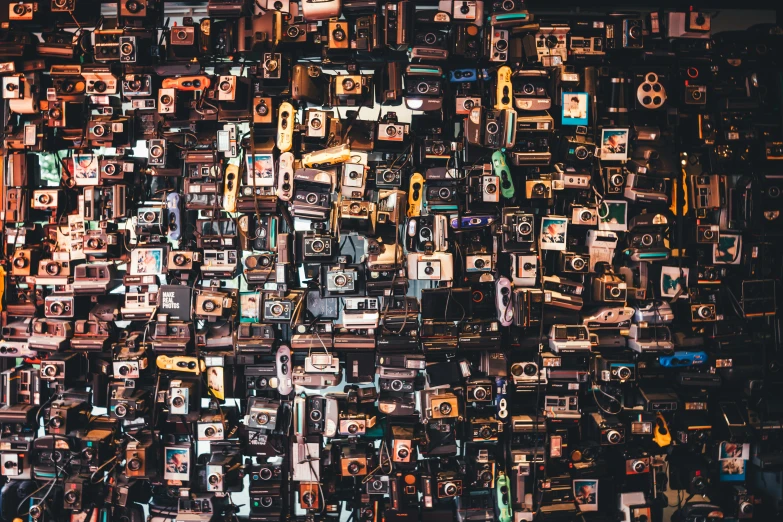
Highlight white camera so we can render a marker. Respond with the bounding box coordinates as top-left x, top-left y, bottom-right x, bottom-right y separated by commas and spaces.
407, 252, 454, 281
